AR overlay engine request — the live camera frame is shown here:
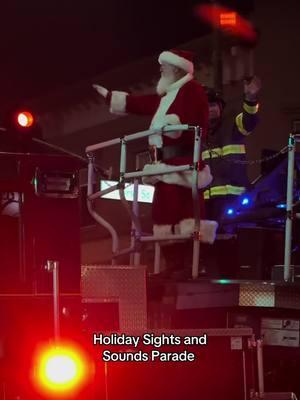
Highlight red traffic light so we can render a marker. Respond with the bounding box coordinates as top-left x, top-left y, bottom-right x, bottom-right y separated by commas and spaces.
16, 111, 35, 128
